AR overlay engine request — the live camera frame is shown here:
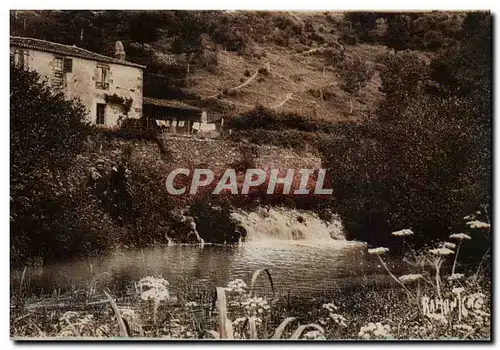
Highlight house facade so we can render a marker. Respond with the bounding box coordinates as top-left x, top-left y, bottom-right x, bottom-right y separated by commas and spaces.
10, 36, 145, 128
143, 96, 222, 137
